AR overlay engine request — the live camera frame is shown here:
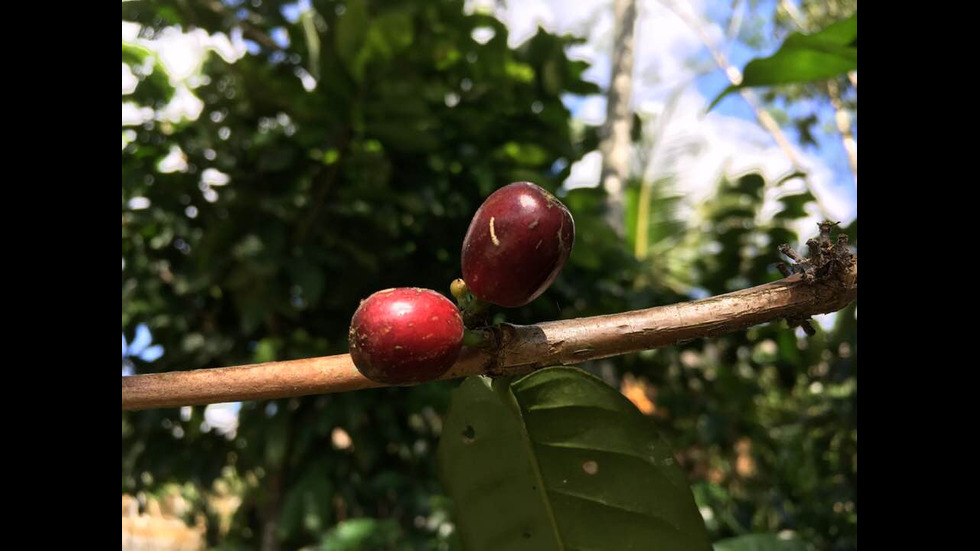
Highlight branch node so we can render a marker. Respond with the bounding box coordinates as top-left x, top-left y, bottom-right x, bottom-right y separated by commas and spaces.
779, 220, 853, 283
778, 220, 855, 335
482, 323, 516, 377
